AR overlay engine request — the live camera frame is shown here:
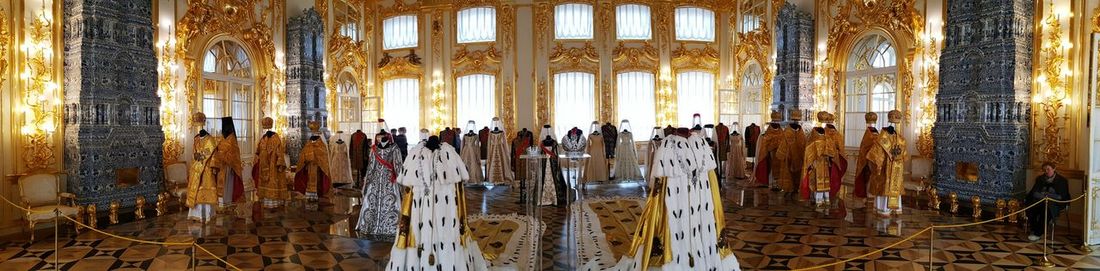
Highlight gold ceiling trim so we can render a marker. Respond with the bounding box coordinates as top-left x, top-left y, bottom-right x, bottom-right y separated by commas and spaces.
549, 42, 600, 74
176, 0, 277, 117
824, 0, 922, 132
378, 51, 424, 81
612, 42, 658, 73
671, 43, 720, 72
453, 46, 502, 77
